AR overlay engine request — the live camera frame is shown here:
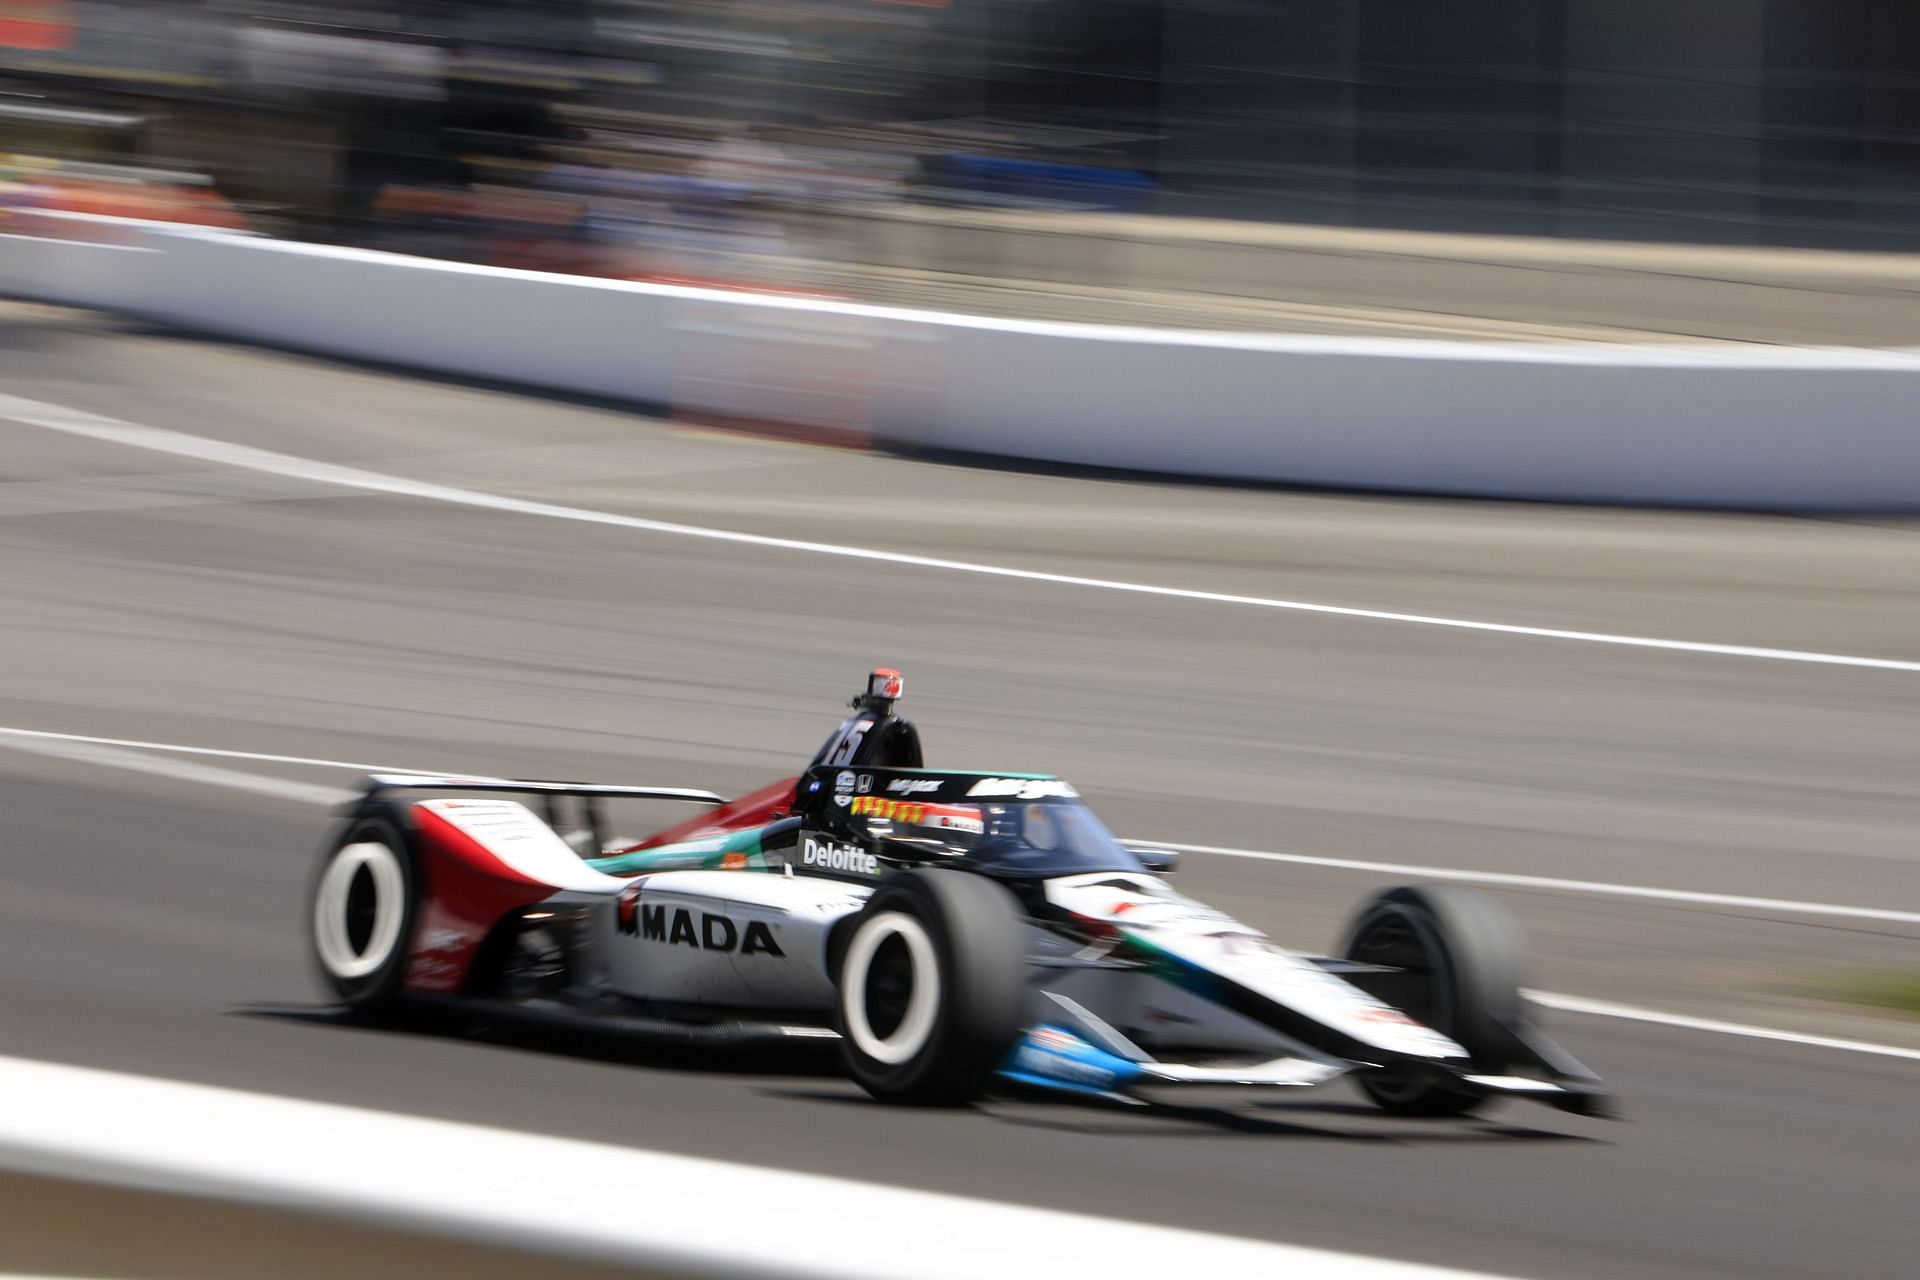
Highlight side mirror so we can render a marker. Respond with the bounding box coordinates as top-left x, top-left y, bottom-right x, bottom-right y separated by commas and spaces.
1134, 848, 1181, 874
